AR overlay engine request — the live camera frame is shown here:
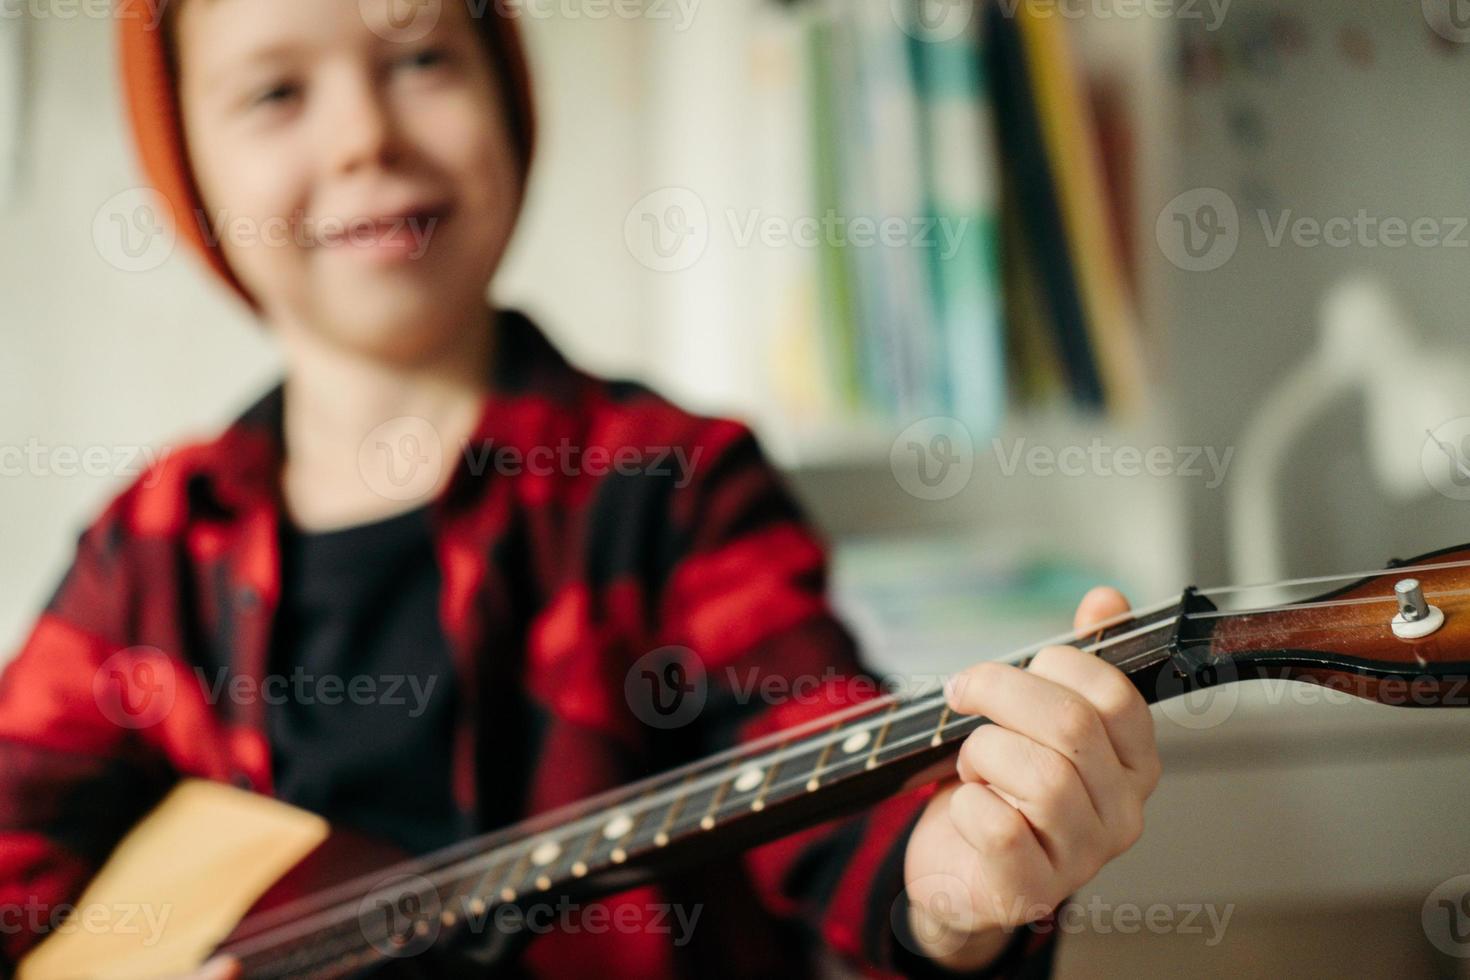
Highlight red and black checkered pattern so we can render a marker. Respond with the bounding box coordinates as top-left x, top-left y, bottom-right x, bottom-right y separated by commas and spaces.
0, 309, 1054, 978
